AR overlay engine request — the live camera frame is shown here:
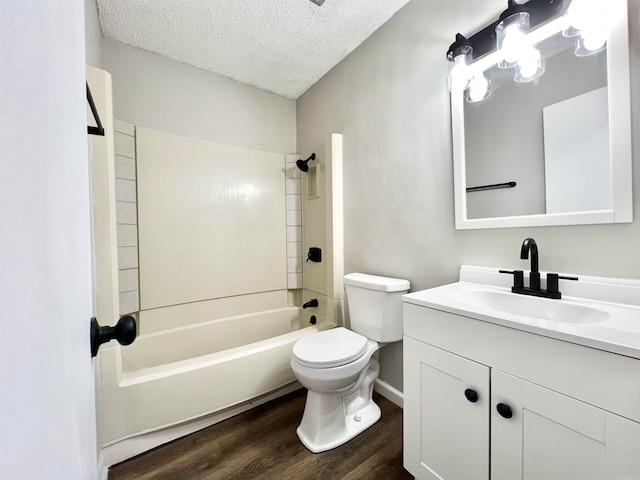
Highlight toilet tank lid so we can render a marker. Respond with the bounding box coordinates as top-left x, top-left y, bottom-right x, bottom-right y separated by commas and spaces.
344, 273, 410, 292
